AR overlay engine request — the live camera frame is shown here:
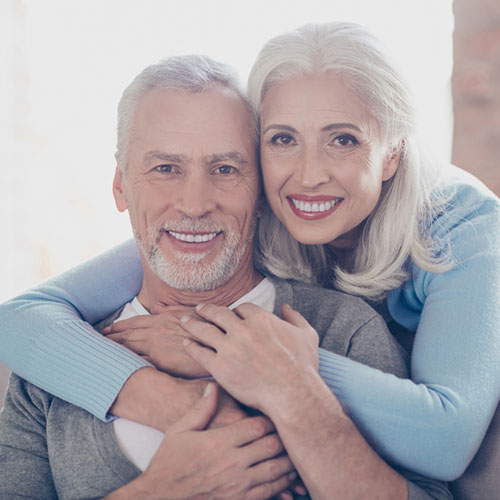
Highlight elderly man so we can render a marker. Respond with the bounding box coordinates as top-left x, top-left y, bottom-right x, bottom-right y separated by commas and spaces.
0, 56, 449, 500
